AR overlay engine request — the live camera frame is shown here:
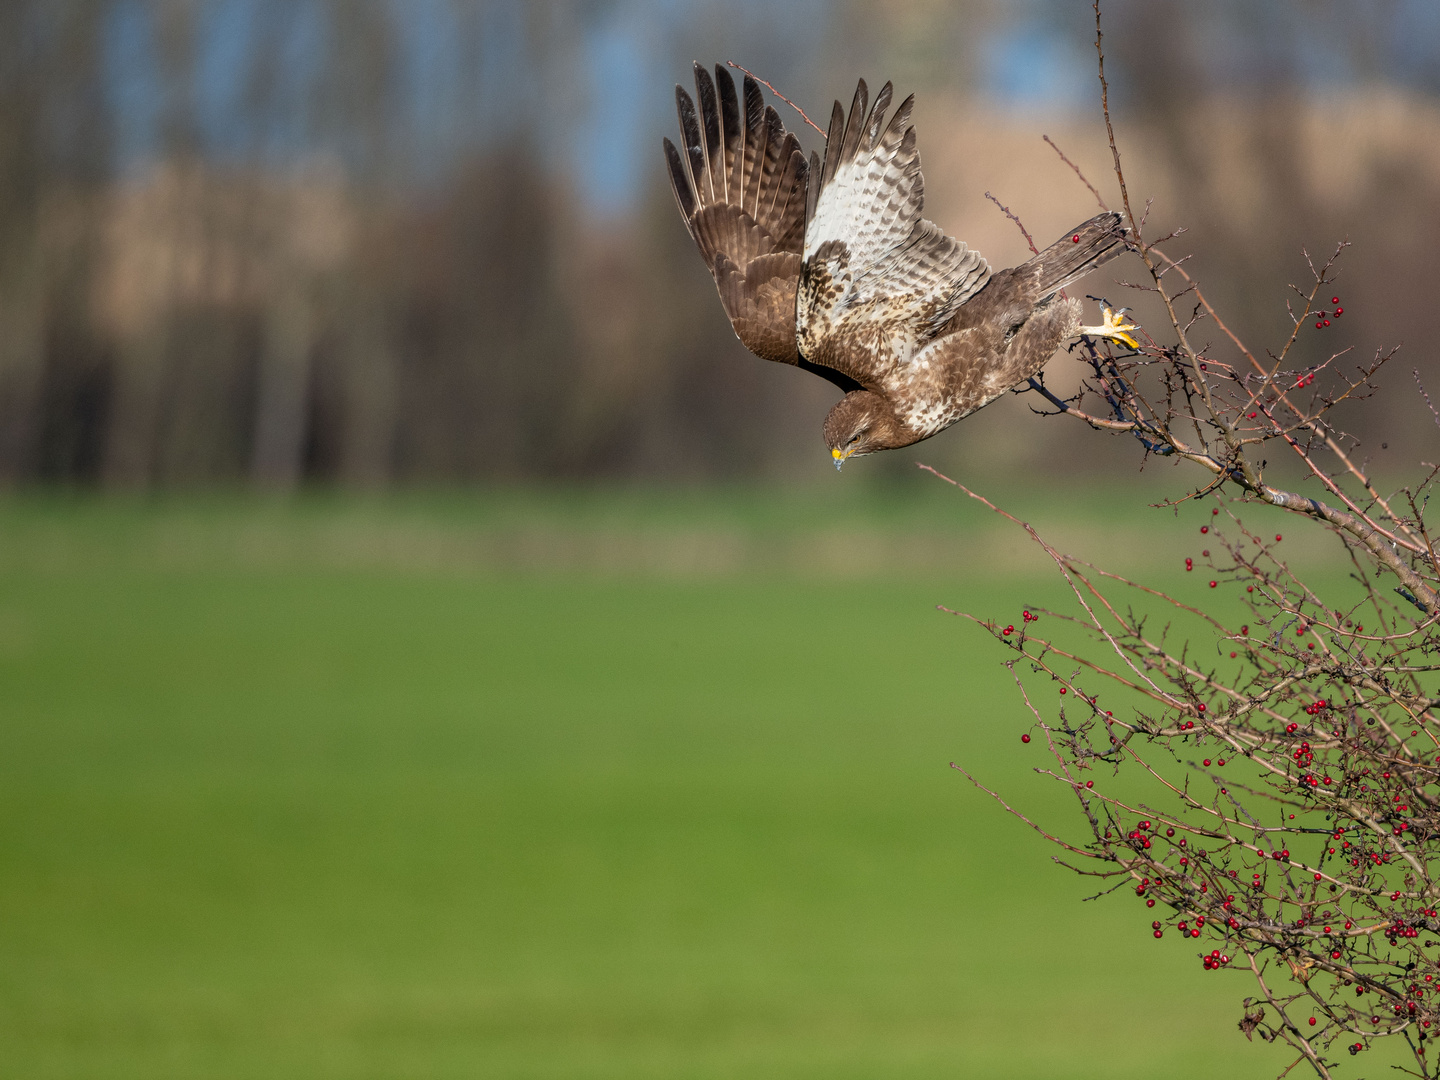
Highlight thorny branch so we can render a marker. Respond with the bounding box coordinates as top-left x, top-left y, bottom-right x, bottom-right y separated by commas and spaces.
932, 5, 1440, 1079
